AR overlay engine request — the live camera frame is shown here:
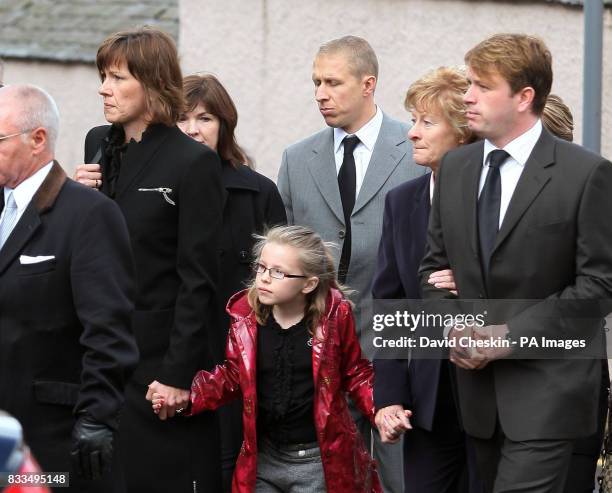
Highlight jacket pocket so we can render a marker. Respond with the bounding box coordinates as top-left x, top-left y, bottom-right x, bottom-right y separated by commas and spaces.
33, 380, 79, 406
19, 259, 57, 276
